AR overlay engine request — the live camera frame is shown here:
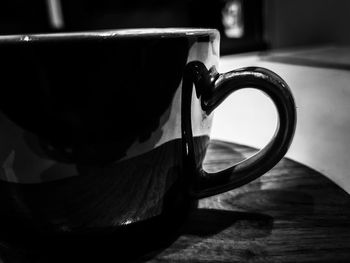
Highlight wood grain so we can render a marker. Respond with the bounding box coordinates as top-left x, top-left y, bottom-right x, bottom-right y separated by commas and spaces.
141, 140, 350, 263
